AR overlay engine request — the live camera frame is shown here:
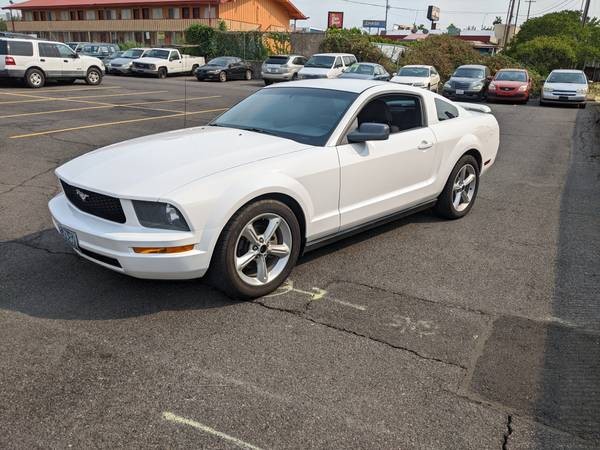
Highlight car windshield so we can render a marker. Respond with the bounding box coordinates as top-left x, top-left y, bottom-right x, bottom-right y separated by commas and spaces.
345, 64, 374, 75
121, 49, 144, 58
495, 71, 527, 82
145, 49, 170, 59
305, 55, 335, 69
83, 45, 100, 53
398, 67, 429, 77
547, 72, 587, 84
454, 68, 485, 78
212, 87, 358, 146
208, 57, 234, 66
